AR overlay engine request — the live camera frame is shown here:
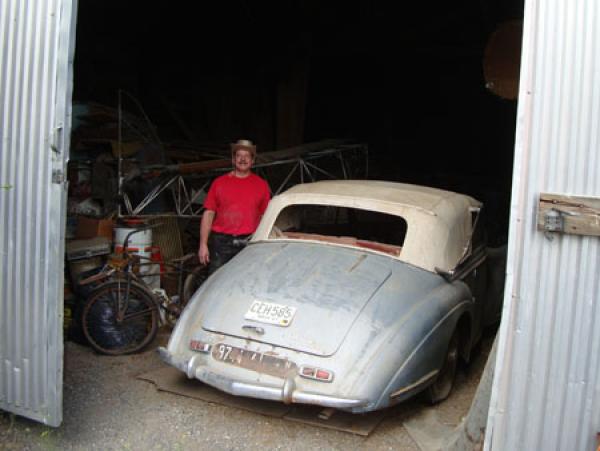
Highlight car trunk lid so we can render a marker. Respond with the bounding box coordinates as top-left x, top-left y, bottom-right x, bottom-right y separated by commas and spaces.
201, 242, 392, 356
